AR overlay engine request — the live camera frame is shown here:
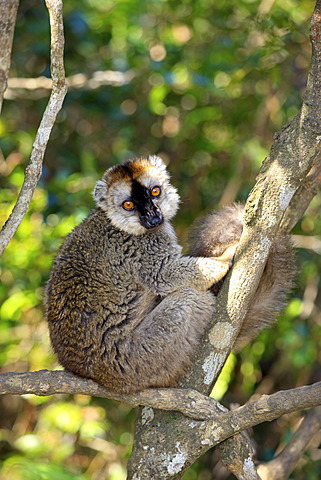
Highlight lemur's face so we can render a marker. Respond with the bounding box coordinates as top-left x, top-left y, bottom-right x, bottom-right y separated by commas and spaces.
94, 156, 180, 235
